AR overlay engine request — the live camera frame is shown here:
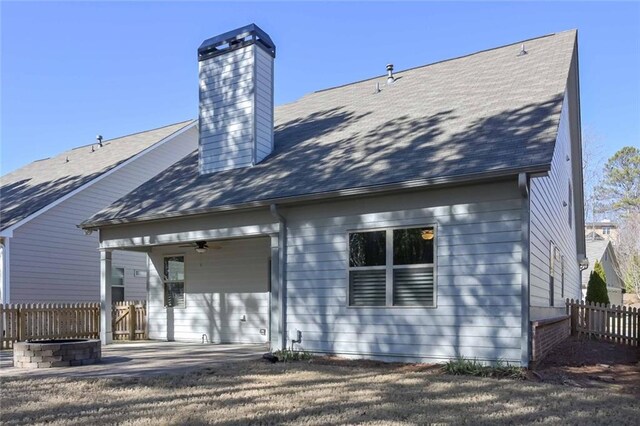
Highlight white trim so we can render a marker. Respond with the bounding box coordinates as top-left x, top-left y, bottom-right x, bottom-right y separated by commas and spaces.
1, 121, 197, 235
